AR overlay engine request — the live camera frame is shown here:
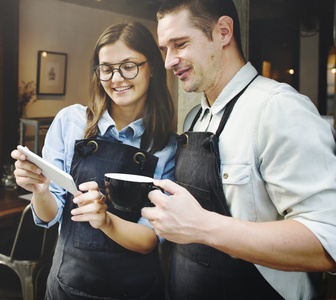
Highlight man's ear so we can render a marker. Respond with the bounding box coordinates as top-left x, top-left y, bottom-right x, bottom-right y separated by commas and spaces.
215, 16, 234, 46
